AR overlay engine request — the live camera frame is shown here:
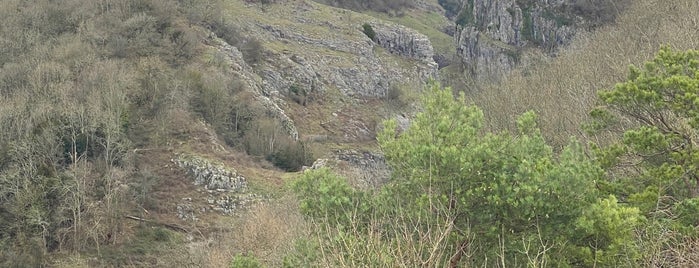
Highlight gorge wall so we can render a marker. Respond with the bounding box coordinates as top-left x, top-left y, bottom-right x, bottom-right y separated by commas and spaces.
451, 0, 623, 81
